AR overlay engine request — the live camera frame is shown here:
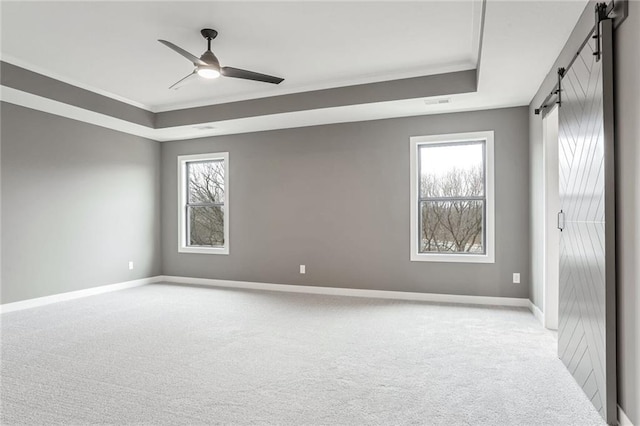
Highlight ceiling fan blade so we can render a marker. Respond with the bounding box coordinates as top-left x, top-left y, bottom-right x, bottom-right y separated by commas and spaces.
169, 71, 198, 90
158, 40, 207, 66
221, 67, 284, 84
